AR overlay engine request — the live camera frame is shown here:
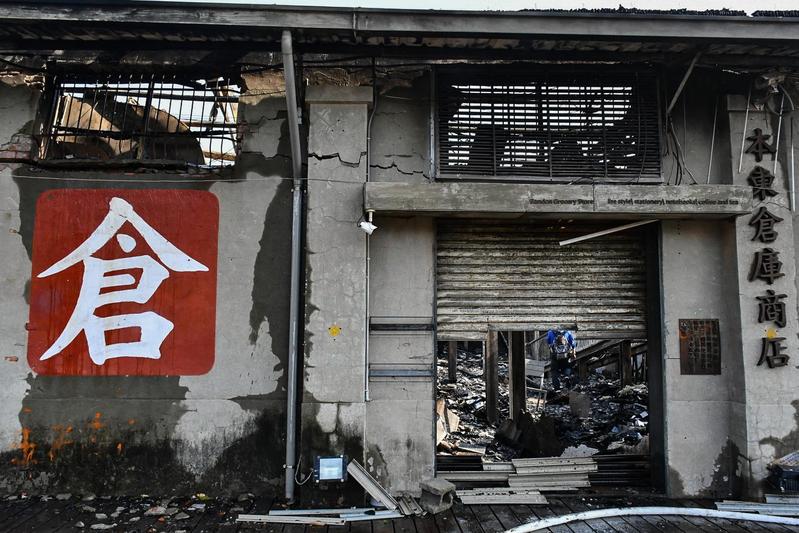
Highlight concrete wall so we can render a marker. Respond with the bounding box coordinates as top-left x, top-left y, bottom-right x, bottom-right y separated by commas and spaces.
661, 220, 741, 497
0, 73, 293, 495
727, 95, 799, 497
